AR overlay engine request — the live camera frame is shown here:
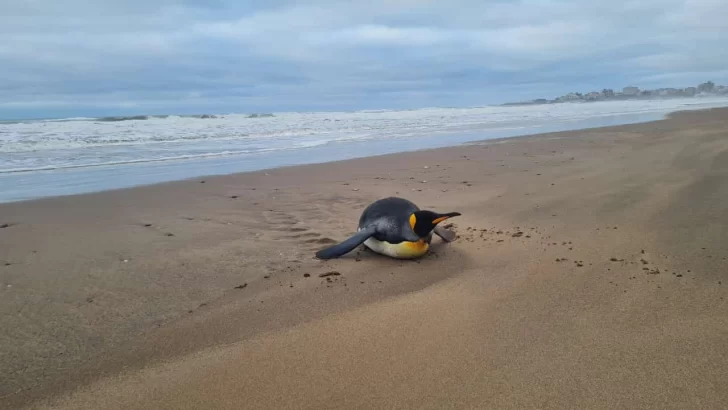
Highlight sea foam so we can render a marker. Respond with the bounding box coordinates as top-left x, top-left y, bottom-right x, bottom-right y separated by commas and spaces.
2, 99, 728, 175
